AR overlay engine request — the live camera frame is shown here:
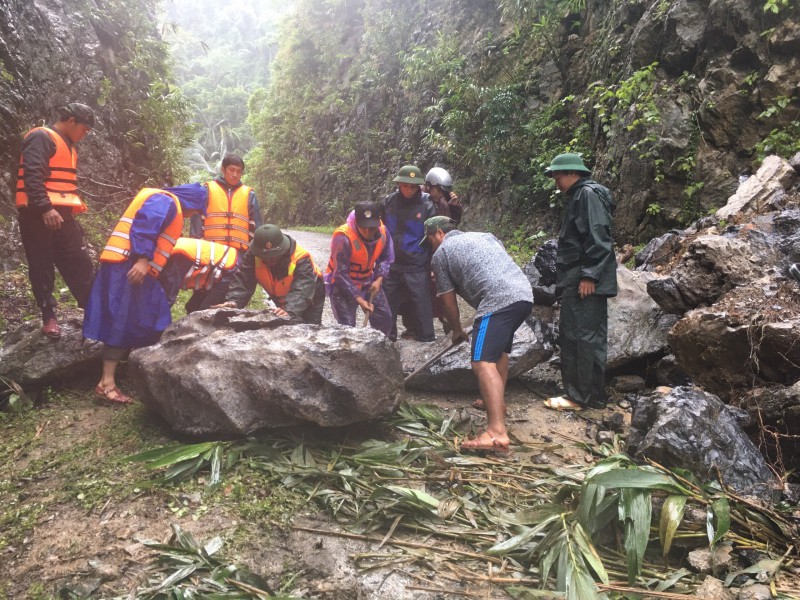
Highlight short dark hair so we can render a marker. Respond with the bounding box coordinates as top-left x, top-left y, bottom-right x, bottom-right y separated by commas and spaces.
221, 154, 245, 170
